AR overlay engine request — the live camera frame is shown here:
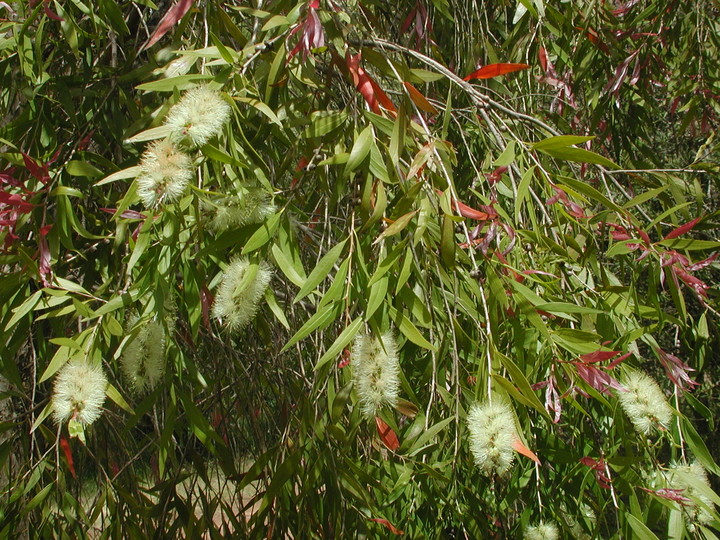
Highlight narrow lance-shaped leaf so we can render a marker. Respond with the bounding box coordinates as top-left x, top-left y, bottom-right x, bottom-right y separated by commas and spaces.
463, 63, 530, 81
